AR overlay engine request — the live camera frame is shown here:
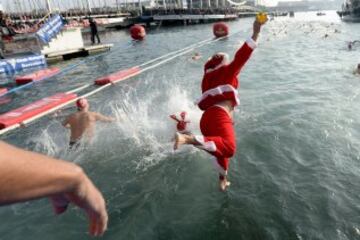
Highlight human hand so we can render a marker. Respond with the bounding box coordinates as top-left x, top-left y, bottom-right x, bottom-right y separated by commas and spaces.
253, 20, 262, 35
256, 12, 268, 25
50, 175, 108, 237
